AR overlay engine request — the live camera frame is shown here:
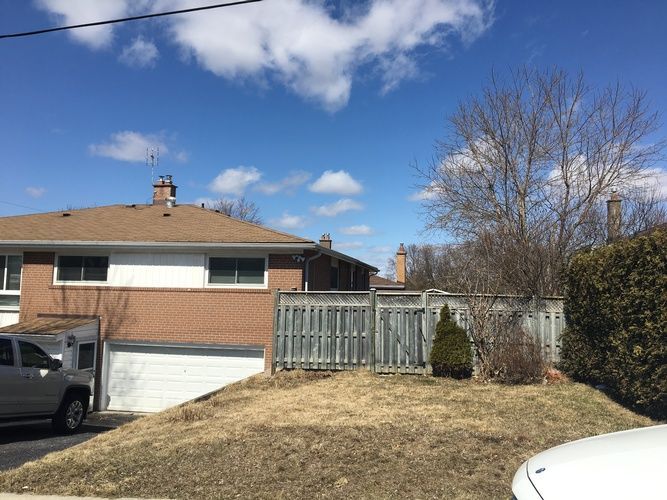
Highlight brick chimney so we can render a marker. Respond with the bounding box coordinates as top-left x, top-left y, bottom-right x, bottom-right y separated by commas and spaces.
606, 190, 622, 243
153, 175, 177, 206
319, 233, 332, 249
396, 243, 407, 284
